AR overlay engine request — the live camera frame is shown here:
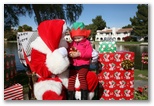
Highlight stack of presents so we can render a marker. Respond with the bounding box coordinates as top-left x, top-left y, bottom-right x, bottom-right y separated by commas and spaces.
4, 54, 23, 100
98, 41, 135, 100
